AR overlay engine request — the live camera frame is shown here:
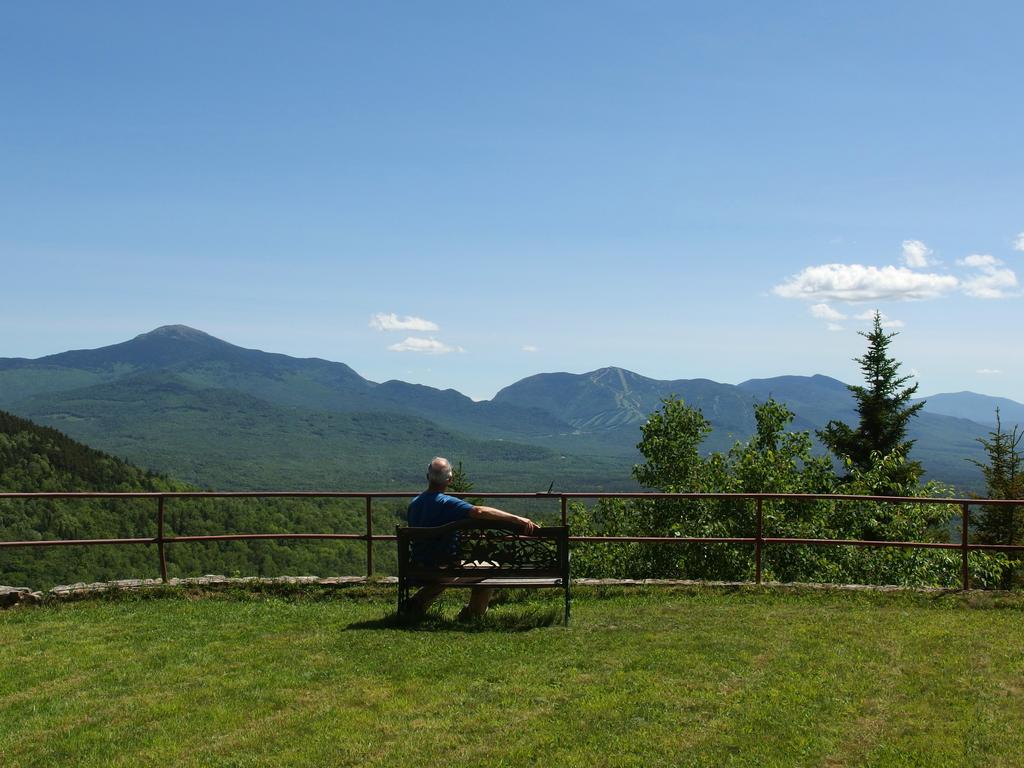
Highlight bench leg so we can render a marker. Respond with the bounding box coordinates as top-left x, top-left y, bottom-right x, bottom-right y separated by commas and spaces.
397, 577, 408, 617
